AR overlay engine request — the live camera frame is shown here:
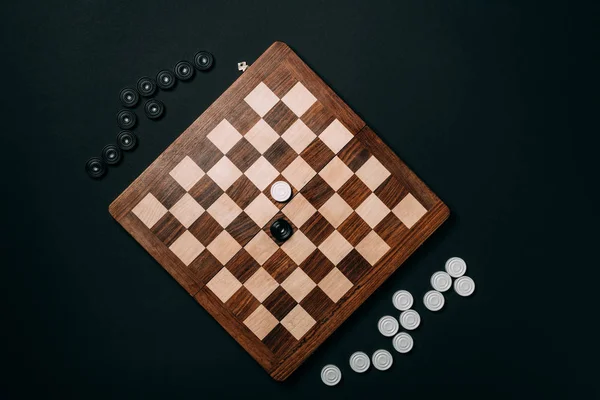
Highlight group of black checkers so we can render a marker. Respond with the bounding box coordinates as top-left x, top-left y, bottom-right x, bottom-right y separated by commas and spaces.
85, 51, 214, 179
